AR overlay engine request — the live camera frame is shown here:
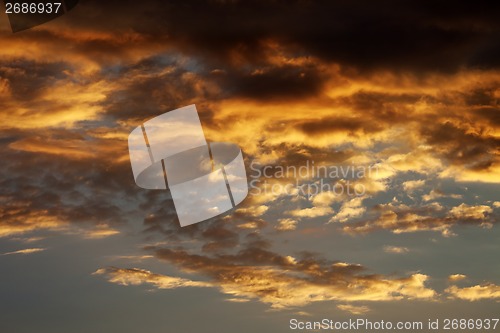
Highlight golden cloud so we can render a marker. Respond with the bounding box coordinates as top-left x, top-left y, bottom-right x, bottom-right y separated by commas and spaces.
93, 267, 211, 289
97, 263, 437, 309
343, 202, 495, 236
96, 247, 439, 309
446, 284, 500, 301
448, 274, 467, 282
